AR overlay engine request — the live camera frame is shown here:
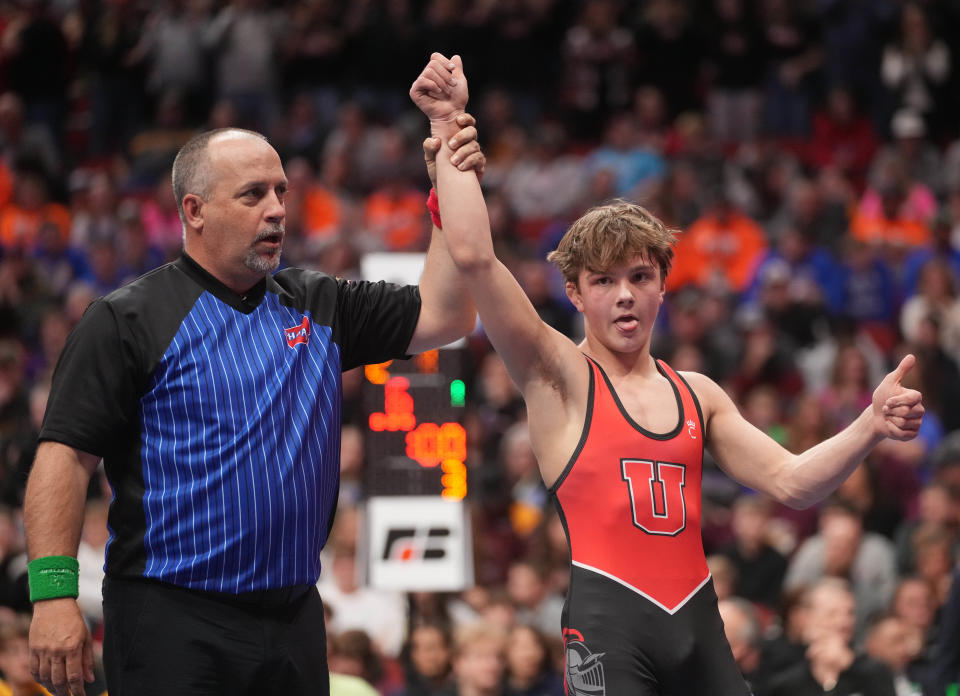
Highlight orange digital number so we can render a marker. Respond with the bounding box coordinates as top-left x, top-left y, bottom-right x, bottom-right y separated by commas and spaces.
368, 376, 416, 432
